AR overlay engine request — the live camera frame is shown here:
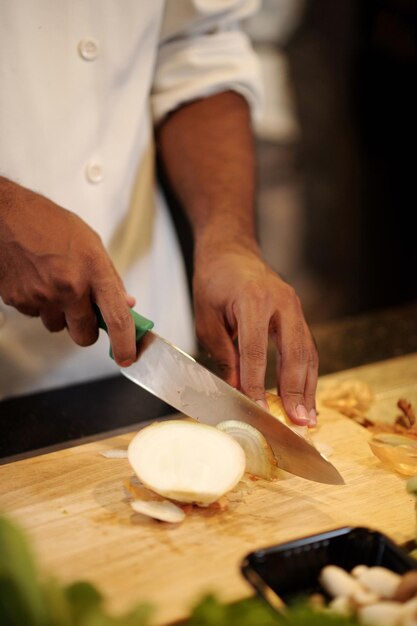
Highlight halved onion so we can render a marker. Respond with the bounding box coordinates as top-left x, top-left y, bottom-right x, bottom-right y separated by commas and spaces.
128, 420, 245, 506
216, 420, 277, 479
